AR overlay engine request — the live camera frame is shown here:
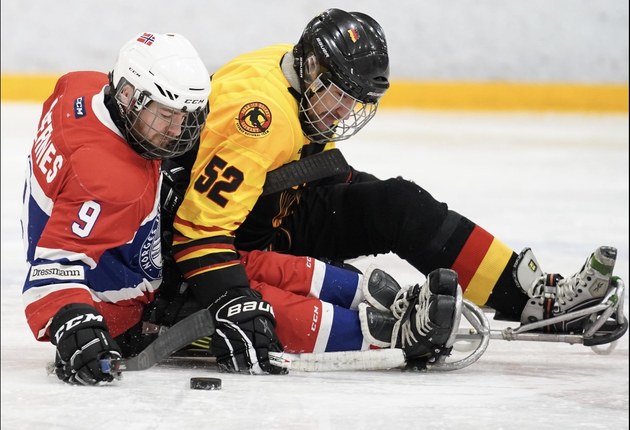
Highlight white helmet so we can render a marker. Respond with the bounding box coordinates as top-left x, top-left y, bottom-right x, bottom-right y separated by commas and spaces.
110, 32, 210, 159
